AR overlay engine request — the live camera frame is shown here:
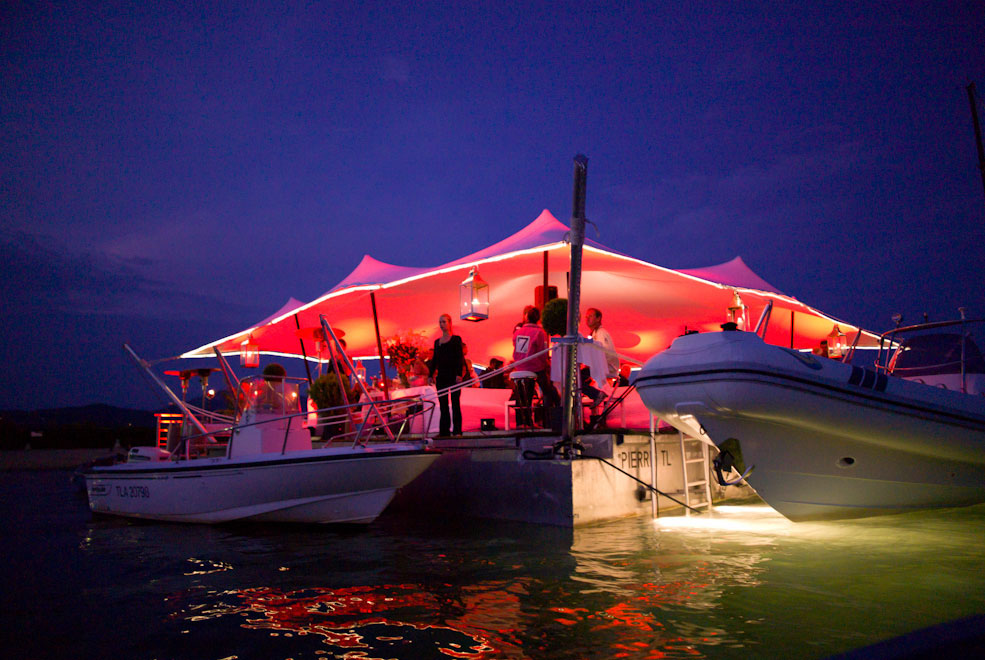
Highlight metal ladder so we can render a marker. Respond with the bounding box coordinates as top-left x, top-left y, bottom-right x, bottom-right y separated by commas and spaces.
679, 432, 713, 516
